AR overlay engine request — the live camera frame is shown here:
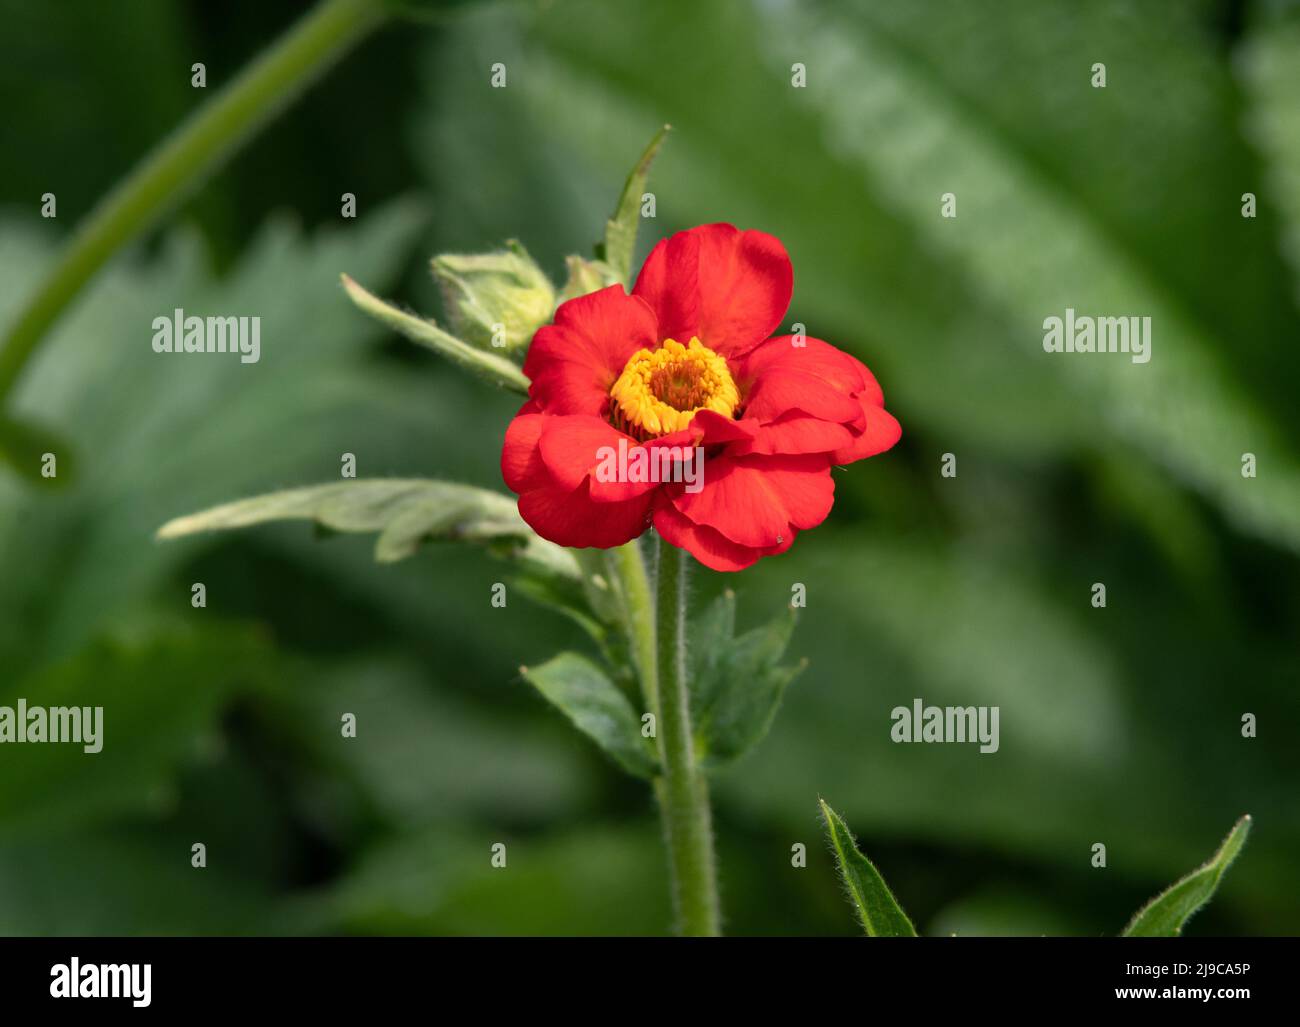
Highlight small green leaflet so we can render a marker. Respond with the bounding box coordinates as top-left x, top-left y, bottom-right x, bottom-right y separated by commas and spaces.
690, 590, 804, 766
340, 273, 529, 393
1122, 815, 1252, 937
819, 799, 917, 937
520, 652, 657, 779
